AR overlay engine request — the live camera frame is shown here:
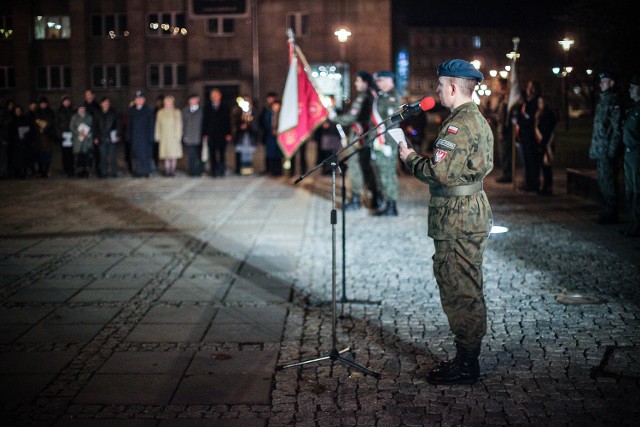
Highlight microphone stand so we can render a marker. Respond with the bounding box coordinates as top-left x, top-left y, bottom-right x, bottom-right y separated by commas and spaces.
277, 160, 380, 378
336, 147, 381, 317
277, 102, 418, 377
277, 110, 407, 378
